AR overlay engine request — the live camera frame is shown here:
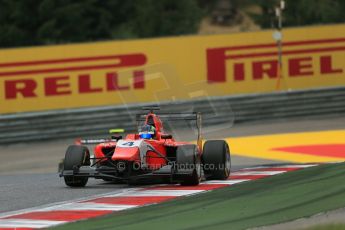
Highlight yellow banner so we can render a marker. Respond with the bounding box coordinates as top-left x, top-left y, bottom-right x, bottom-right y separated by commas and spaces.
1, 24, 345, 114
